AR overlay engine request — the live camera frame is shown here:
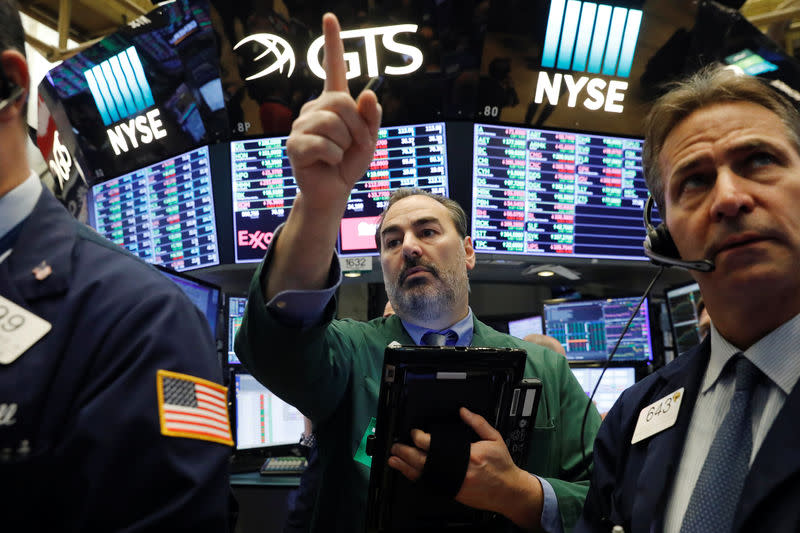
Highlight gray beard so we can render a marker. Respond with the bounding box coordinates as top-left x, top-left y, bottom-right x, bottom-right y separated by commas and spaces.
385, 265, 467, 324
